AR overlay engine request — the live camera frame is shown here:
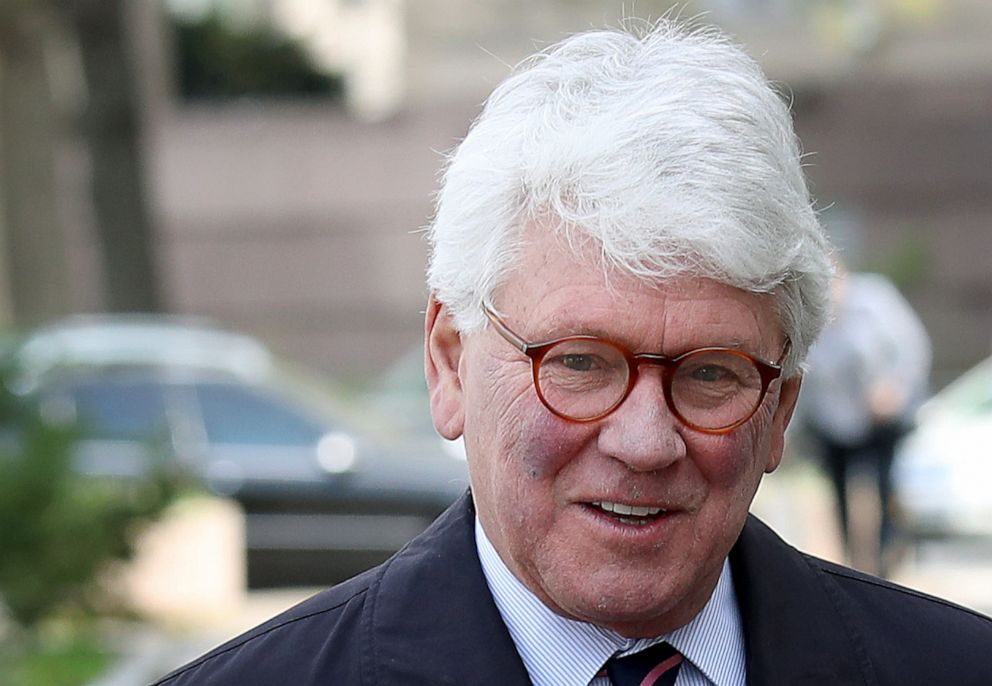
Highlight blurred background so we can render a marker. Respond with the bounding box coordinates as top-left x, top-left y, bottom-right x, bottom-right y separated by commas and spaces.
0, 0, 990, 684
